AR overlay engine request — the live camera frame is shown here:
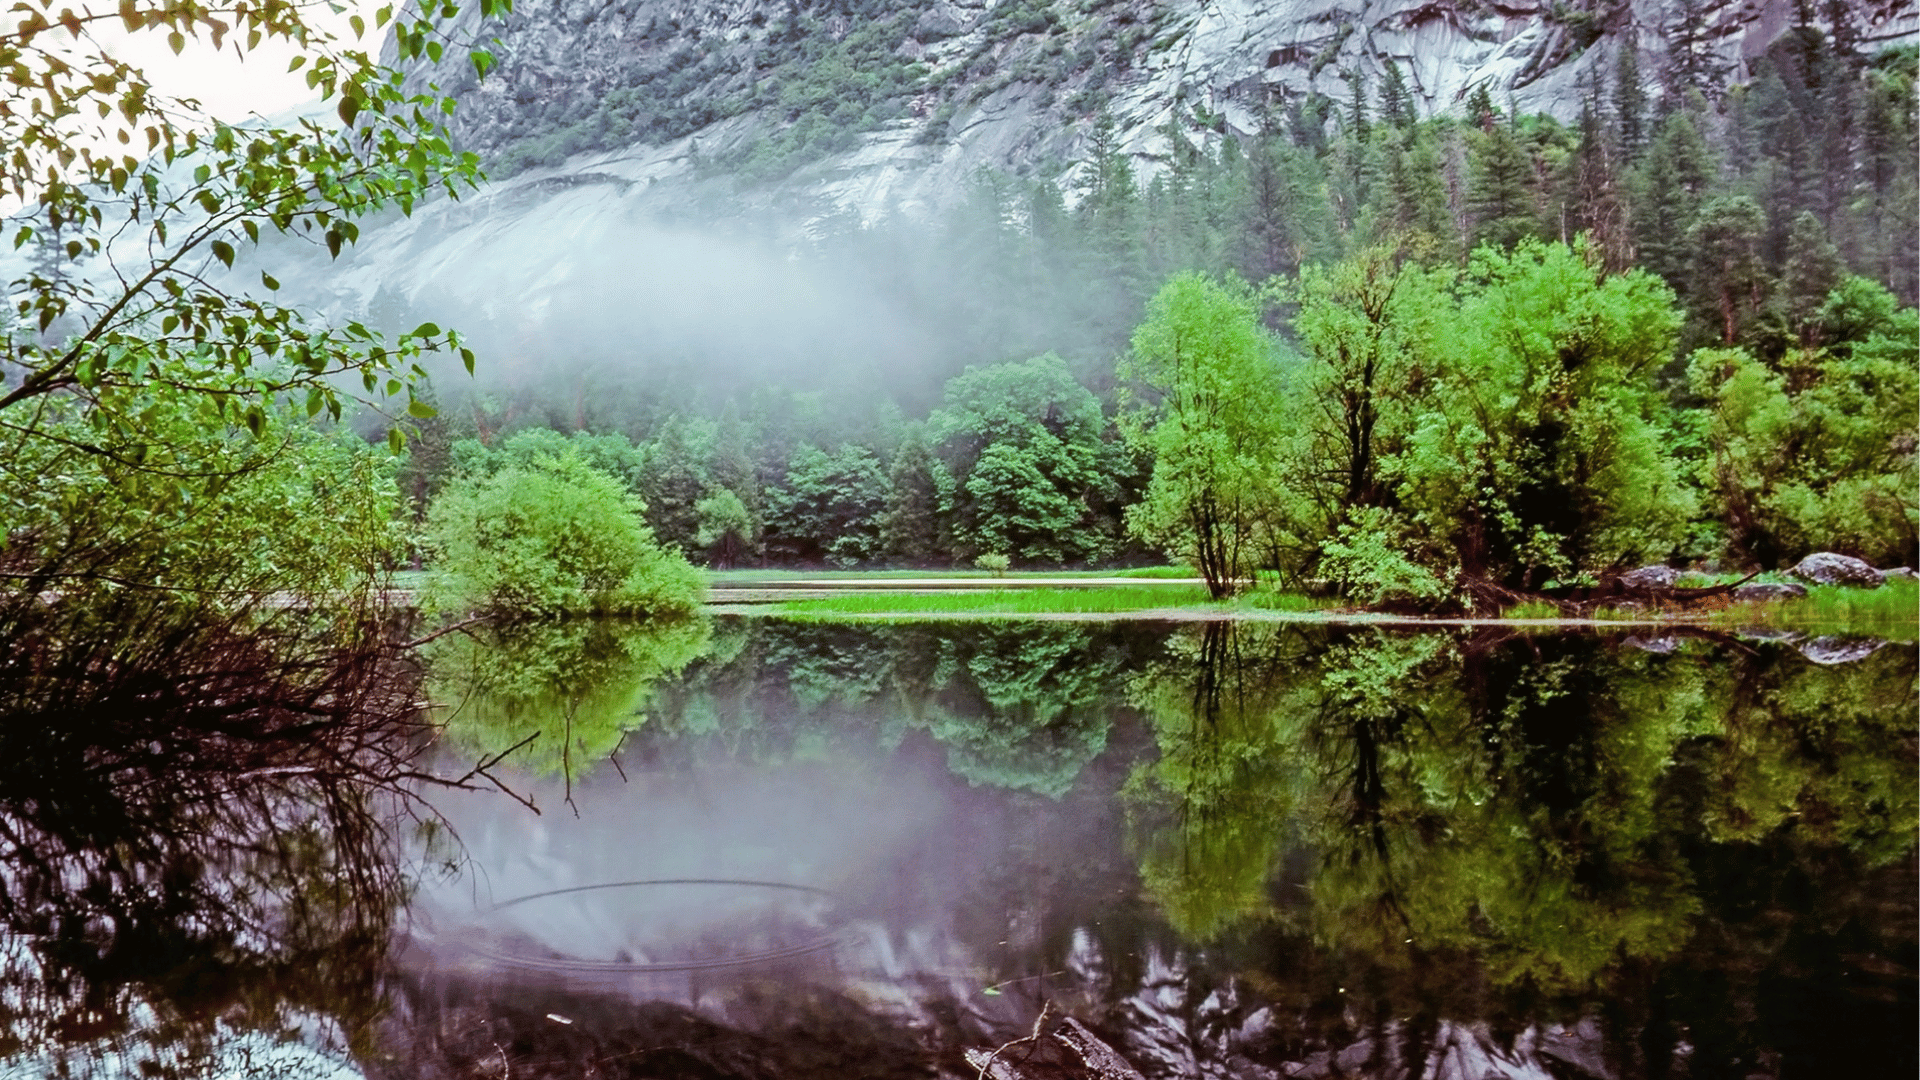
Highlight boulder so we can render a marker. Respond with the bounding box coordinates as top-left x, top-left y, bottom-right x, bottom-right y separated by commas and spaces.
1733, 582, 1809, 602
1617, 565, 1680, 589
1788, 552, 1884, 587
1884, 566, 1917, 581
